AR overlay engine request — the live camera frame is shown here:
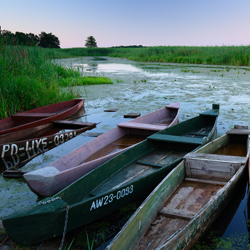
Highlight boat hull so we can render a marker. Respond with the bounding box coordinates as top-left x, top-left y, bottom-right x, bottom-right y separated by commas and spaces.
2, 104, 219, 245
24, 103, 180, 197
106, 129, 249, 250
0, 122, 96, 158
0, 98, 84, 136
